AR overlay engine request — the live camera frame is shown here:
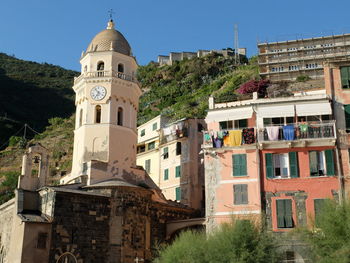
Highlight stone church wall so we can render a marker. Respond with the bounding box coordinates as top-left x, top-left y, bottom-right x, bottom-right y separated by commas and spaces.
0, 199, 15, 263
47, 191, 110, 263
